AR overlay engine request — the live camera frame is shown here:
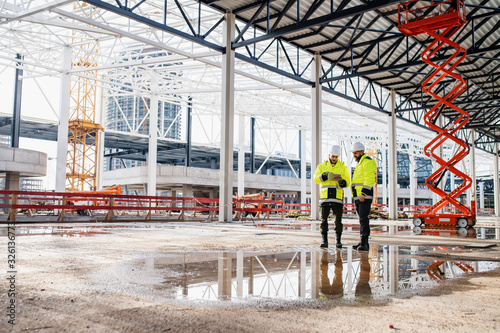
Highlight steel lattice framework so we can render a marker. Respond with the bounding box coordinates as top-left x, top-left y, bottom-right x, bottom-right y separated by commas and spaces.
0, 0, 498, 174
